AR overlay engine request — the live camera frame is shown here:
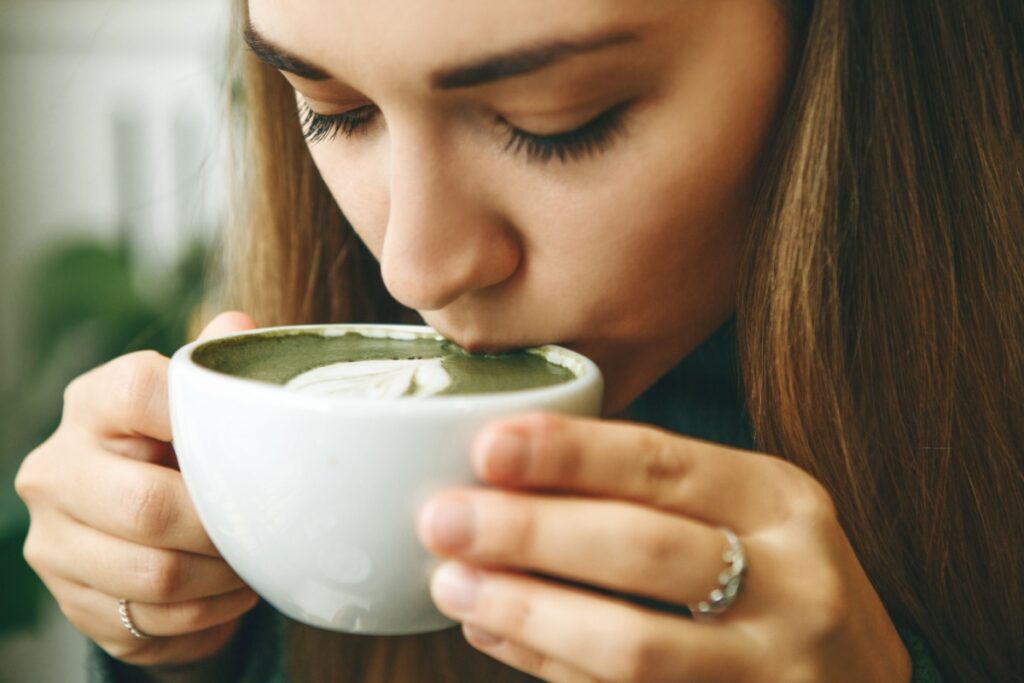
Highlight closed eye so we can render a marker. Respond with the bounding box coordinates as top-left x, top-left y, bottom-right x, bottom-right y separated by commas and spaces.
299, 102, 378, 143
496, 101, 630, 163
297, 100, 631, 165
